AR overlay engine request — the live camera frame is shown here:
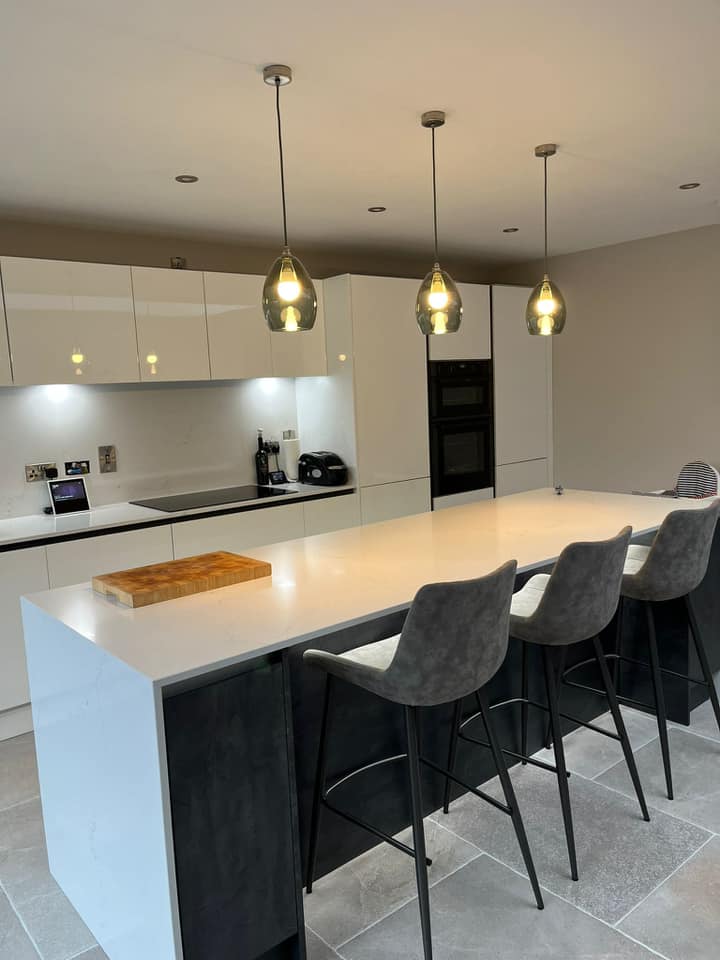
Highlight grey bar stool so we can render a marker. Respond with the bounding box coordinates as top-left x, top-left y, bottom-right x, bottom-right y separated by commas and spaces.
303, 561, 544, 960
564, 501, 720, 801
445, 527, 650, 883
